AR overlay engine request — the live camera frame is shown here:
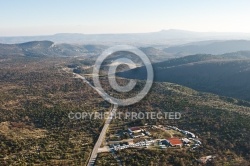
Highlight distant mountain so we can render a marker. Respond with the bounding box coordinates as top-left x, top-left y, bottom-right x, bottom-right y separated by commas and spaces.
0, 41, 173, 62
164, 40, 250, 56
0, 41, 53, 57
1, 29, 250, 45
2, 39, 250, 63
118, 51, 250, 101
0, 41, 107, 57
